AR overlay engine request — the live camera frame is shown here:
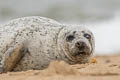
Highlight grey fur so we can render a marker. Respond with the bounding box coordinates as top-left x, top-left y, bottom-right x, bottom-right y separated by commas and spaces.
0, 16, 95, 72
